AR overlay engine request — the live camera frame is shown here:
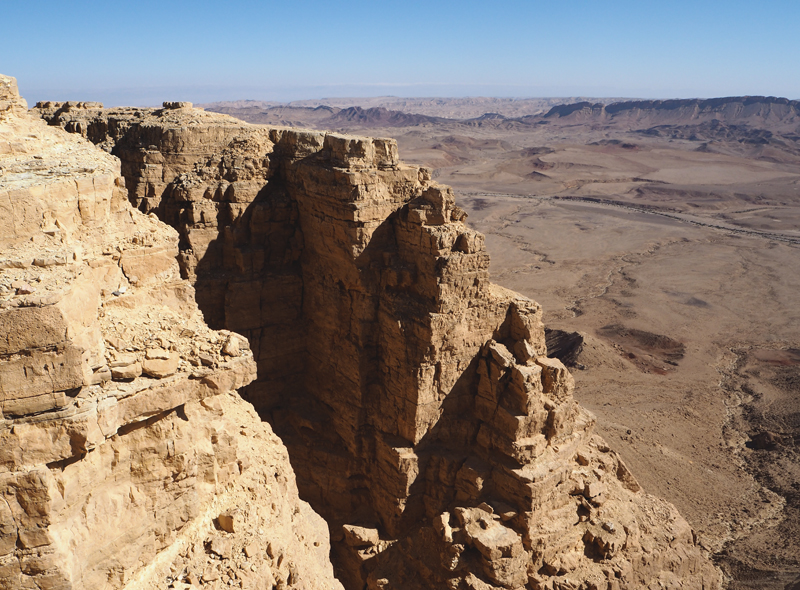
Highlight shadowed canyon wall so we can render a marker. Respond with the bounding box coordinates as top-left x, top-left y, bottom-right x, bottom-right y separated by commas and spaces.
29, 98, 723, 589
